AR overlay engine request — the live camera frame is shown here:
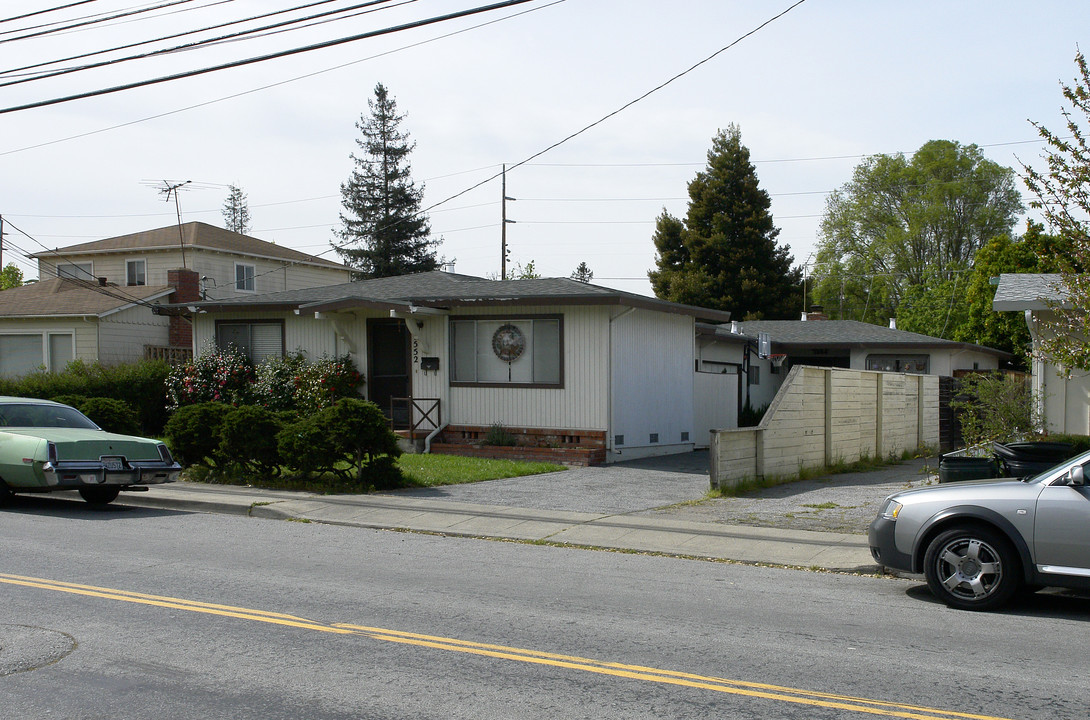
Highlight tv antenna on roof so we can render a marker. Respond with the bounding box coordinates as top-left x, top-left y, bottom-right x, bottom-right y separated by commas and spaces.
148, 179, 191, 268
